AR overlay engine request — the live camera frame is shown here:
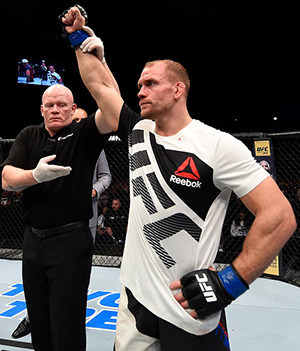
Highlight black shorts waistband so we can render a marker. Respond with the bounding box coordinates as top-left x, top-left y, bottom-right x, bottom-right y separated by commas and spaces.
28, 221, 88, 238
